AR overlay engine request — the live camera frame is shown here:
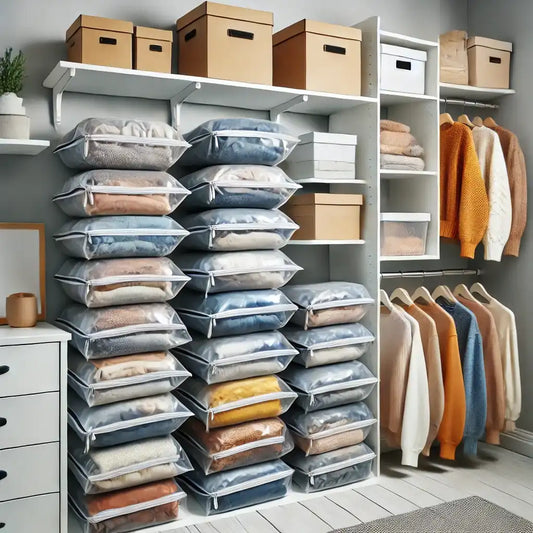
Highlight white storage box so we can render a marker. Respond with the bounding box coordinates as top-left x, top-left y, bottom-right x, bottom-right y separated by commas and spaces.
380, 213, 430, 256
380, 44, 427, 95
282, 132, 357, 180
